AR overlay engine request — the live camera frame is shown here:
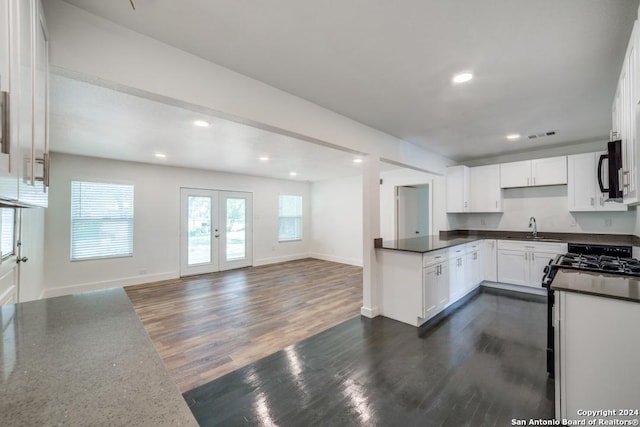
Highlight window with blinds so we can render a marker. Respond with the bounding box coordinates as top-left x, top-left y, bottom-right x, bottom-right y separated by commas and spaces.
278, 195, 302, 242
71, 181, 134, 261
0, 208, 15, 259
